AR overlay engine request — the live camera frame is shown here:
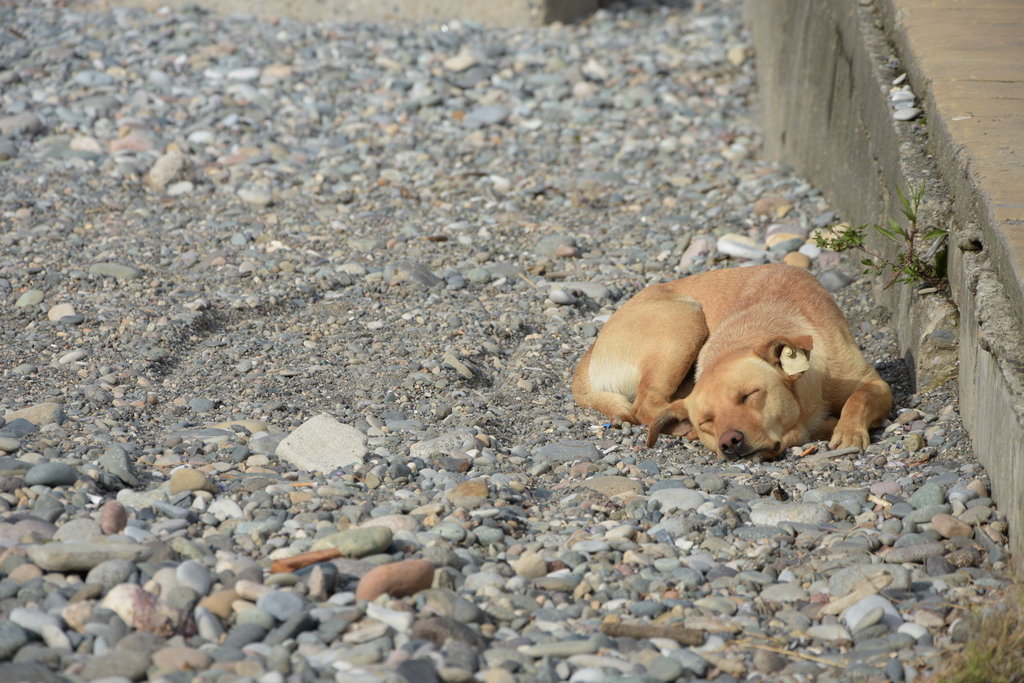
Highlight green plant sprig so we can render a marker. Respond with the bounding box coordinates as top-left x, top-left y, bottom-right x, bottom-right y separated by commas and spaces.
814, 181, 947, 290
